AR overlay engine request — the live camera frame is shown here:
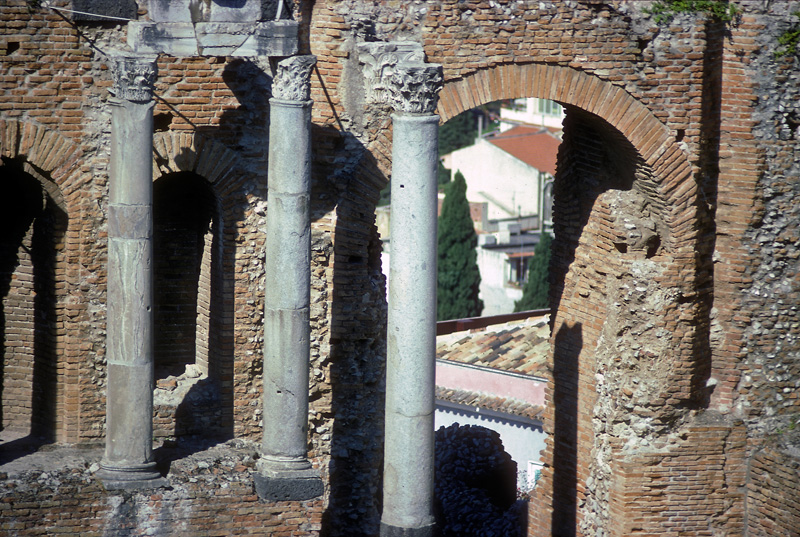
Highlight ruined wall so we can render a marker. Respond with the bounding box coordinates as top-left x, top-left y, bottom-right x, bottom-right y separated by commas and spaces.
0, 442, 323, 536
1, 0, 800, 536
